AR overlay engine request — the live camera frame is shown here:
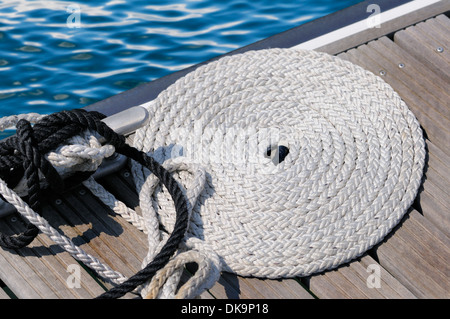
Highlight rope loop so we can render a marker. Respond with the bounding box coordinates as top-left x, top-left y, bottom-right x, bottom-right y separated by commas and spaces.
143, 244, 221, 299
0, 109, 191, 299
